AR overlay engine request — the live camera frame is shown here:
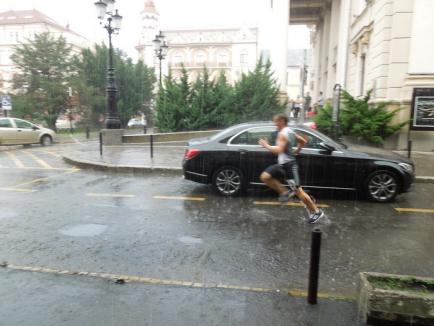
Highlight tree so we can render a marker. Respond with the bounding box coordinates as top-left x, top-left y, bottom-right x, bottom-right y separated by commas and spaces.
155, 70, 182, 132
229, 59, 285, 124
11, 32, 78, 129
75, 44, 156, 127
